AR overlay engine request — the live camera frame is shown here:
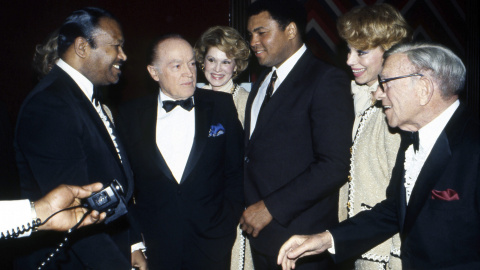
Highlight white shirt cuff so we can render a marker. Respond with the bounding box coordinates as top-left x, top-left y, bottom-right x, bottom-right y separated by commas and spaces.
326, 230, 336, 254
131, 242, 146, 253
0, 199, 33, 238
